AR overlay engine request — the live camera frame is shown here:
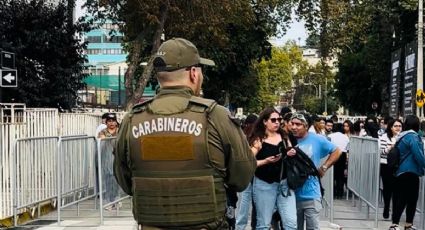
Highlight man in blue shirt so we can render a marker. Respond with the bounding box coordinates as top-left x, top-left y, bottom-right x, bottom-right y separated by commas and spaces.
290, 113, 341, 230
